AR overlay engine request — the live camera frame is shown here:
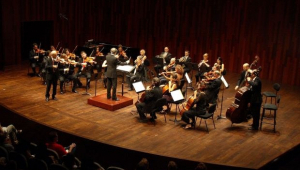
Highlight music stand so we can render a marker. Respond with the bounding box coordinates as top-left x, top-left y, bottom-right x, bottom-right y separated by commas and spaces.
130, 81, 146, 114
217, 76, 229, 120
117, 65, 135, 96
184, 72, 192, 98
169, 89, 185, 123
